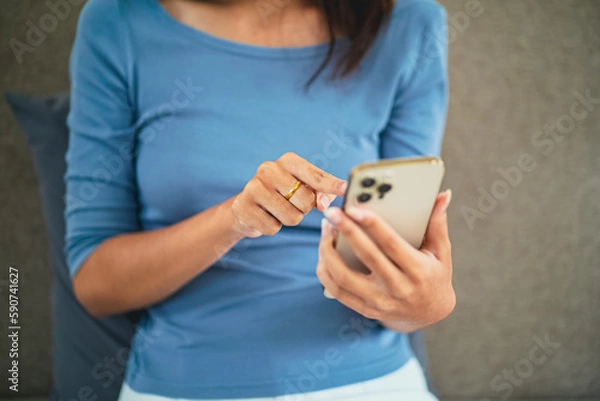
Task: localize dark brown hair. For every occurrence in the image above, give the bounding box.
[309,0,395,86]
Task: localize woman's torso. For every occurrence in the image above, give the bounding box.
[79,0,446,397]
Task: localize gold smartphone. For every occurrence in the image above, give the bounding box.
[334,156,445,275]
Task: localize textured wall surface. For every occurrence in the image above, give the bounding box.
[0,0,598,400]
[430,0,600,399]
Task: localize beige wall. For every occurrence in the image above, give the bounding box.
[1,0,598,399]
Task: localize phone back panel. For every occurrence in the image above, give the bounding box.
[335,157,445,274]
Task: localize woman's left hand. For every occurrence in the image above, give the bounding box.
[316,190,456,332]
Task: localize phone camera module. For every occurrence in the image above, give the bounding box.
[361,178,376,188]
[357,193,372,203]
[377,183,392,198]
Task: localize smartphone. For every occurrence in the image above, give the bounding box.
[333,156,445,275]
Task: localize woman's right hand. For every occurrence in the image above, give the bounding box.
[231,152,348,238]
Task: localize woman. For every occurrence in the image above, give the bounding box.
[64,0,454,400]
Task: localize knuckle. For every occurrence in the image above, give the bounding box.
[263,222,282,236]
[431,289,456,324]
[359,303,382,320]
[374,296,396,316]
[446,291,457,316]
[312,170,325,185]
[256,161,274,177]
[303,192,317,210]
[336,219,353,236]
[283,212,303,227]
[327,282,341,298]
[361,214,378,229]
[298,202,313,215]
[245,178,261,195]
[334,271,350,288]
[280,152,296,163]
[315,261,325,278]
[363,308,382,321]
[290,212,304,226]
[316,262,330,283]
[380,234,398,252]
[402,285,418,305]
[441,291,457,319]
[409,270,426,289]
[389,283,408,300]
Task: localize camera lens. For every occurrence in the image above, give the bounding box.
[377,183,392,194]
[357,193,372,203]
[361,178,376,188]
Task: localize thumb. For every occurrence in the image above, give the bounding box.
[421,189,452,262]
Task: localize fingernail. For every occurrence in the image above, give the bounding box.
[324,207,342,225]
[346,206,366,222]
[323,288,335,299]
[443,189,452,212]
[319,194,334,210]
[321,218,333,236]
[338,181,348,193]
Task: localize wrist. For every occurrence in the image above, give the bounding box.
[218,196,248,242]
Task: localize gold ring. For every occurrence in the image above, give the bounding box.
[285,180,303,200]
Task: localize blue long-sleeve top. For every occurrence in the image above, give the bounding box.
[64,0,448,398]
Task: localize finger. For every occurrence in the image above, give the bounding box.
[278,152,347,196]
[318,219,376,296]
[256,161,316,213]
[324,207,412,286]
[288,184,317,214]
[421,190,452,264]
[245,201,283,236]
[315,193,337,212]
[317,261,382,320]
[318,217,336,251]
[250,179,305,227]
[343,205,424,273]
[317,220,381,319]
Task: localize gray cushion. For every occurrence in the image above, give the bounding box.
[5,92,138,401]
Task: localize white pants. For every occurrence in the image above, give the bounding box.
[118,358,438,401]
